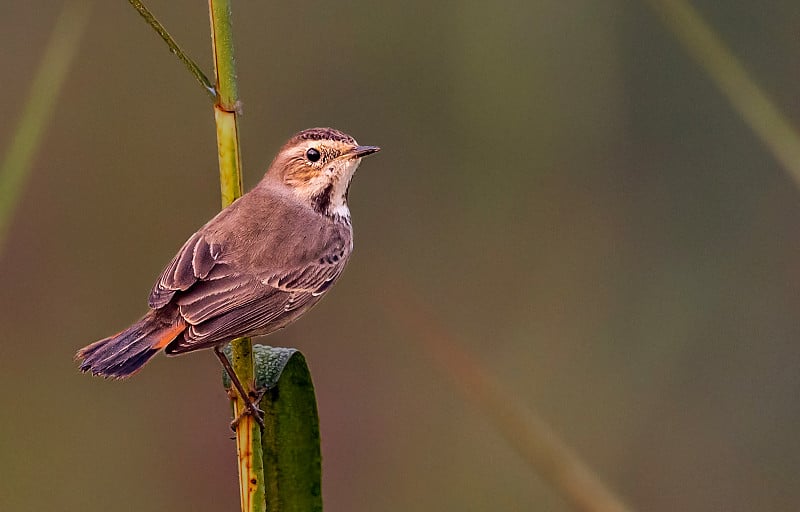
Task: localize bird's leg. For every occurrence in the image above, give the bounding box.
[213,346,265,431]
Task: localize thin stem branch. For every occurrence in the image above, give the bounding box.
[127,0,216,99]
[207,1,266,512]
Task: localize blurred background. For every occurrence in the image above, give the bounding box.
[2,1,800,510]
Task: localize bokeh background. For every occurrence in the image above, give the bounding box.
[2,1,800,510]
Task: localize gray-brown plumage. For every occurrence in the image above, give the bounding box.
[77,127,379,378]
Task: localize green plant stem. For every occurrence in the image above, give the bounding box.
[127,0,216,99]
[208,1,266,512]
[0,0,91,254]
[209,2,239,110]
[209,0,243,206]
[646,0,800,188]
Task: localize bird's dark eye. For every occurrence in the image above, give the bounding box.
[306,148,321,162]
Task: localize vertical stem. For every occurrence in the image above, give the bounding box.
[208,1,266,511]
[209,0,243,208]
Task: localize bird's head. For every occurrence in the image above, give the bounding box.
[264,127,380,218]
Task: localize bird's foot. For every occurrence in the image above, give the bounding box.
[229,387,268,432]
[214,346,268,432]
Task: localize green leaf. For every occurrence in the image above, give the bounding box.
[223,344,323,511]
[259,346,323,512]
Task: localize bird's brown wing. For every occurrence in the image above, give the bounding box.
[166,261,345,353]
[148,225,350,354]
[149,231,223,309]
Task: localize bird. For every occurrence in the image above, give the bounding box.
[76,127,380,426]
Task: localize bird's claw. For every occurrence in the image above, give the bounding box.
[229,387,268,432]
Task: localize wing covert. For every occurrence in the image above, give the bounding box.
[148,232,223,309]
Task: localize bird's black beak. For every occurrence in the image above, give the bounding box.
[349,145,381,159]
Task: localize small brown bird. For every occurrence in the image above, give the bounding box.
[76,127,379,422]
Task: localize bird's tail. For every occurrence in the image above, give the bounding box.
[76,312,185,379]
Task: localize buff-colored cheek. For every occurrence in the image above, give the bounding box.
[285,165,318,186]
